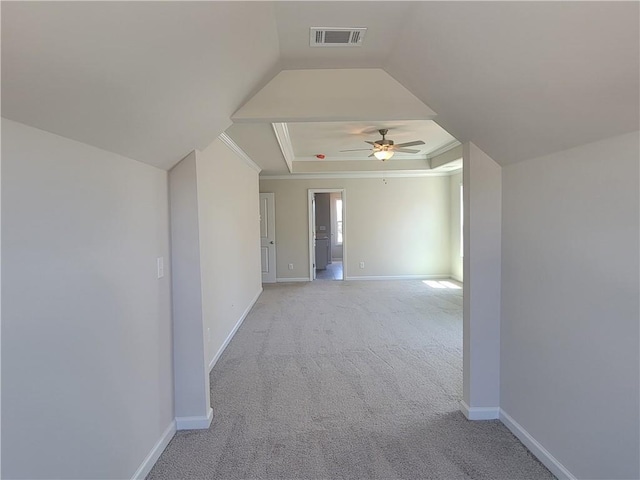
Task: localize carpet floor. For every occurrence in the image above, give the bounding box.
[147,280,554,480]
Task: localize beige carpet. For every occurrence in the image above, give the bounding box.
[148,280,554,479]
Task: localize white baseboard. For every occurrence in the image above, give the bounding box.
[209,287,262,372]
[499,409,576,480]
[131,420,176,479]
[345,274,450,281]
[176,408,213,430]
[459,400,500,420]
[276,277,309,283]
[450,274,463,282]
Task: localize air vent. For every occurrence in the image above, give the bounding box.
[310,27,367,47]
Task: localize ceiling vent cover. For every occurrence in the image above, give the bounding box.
[310,27,366,47]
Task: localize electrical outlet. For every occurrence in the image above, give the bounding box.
[288,263,294,270]
[359,261,365,269]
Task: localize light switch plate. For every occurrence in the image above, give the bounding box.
[157,257,164,278]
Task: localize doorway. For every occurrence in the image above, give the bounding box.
[308,189,345,281]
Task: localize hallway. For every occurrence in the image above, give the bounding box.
[315,260,343,281]
[148,281,552,479]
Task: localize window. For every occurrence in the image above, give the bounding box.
[336,198,343,244]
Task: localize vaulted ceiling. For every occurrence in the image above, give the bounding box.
[2,2,638,171]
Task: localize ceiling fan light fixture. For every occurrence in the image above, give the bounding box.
[374,150,394,161]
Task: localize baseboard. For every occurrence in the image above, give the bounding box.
[459,400,500,420]
[209,287,262,372]
[345,274,450,281]
[276,277,309,283]
[450,274,463,282]
[176,408,213,430]
[131,420,176,479]
[499,409,576,480]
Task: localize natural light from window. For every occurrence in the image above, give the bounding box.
[423,280,462,290]
[336,198,343,244]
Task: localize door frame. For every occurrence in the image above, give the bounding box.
[308,188,346,281]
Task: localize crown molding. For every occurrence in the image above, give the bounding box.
[260,170,457,180]
[218,132,262,173]
[272,123,294,173]
[427,140,462,159]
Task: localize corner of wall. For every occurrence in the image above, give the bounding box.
[208,286,263,372]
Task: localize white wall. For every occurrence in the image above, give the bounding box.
[2,119,174,479]
[259,176,451,280]
[462,143,501,416]
[449,171,463,281]
[196,138,262,370]
[500,131,640,479]
[168,139,262,427]
[169,151,211,426]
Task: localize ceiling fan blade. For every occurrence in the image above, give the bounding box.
[365,141,382,146]
[340,148,373,152]
[392,148,420,154]
[394,140,425,148]
[368,153,375,158]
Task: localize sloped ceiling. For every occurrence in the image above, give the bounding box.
[1,2,281,170]
[384,1,640,165]
[225,123,285,176]
[274,2,416,69]
[2,2,638,170]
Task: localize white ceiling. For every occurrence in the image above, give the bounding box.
[274,2,417,70]
[225,123,286,176]
[1,2,281,170]
[2,2,638,171]
[384,1,640,165]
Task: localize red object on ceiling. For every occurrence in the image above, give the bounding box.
[316,154,326,159]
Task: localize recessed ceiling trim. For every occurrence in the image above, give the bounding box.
[272,123,294,173]
[310,27,366,47]
[219,133,262,173]
[260,170,457,180]
[426,140,462,159]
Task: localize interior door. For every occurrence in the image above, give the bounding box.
[311,195,317,280]
[259,193,276,283]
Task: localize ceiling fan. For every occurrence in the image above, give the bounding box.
[340,129,426,161]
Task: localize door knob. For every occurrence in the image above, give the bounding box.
[270,241,274,244]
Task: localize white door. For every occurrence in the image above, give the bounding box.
[311,195,317,280]
[259,193,276,283]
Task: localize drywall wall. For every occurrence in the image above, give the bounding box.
[168,151,211,428]
[259,176,451,280]
[2,119,173,479]
[500,131,640,479]
[196,138,262,369]
[232,69,436,122]
[449,171,463,281]
[462,143,501,417]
